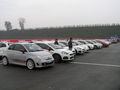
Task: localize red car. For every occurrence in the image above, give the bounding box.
[96,40,110,47]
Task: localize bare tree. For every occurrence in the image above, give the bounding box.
[19,18,25,30]
[4,21,12,31]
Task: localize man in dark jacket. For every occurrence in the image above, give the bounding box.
[68,37,73,50]
[54,39,59,45]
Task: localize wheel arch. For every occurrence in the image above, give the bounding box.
[53,53,62,60]
[2,56,8,60]
[26,58,34,62]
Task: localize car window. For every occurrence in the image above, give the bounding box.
[14,44,26,51]
[24,44,43,52]
[36,43,50,49]
[0,43,6,47]
[8,44,16,50]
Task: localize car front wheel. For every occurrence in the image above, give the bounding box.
[53,54,61,63]
[2,57,9,66]
[26,60,35,70]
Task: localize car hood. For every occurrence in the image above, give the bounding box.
[30,50,52,58]
[56,48,73,54]
[73,45,84,49]
[63,47,75,51]
[80,45,87,47]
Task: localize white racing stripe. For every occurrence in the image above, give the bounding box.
[71,62,120,68]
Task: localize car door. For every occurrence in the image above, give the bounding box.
[12,44,27,65]
[7,44,16,63]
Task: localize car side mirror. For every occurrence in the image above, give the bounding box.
[47,47,53,51]
[19,49,26,54]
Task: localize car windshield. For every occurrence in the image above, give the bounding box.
[101,40,109,42]
[58,43,66,47]
[90,41,95,43]
[24,44,43,52]
[72,42,79,46]
[75,41,83,45]
[93,41,97,43]
[48,43,63,49]
[78,41,86,44]
[84,41,89,44]
[60,42,68,46]
[87,41,94,44]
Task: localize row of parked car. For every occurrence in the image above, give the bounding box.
[0,39,117,70]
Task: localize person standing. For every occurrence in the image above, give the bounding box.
[54,39,59,45]
[68,37,73,50]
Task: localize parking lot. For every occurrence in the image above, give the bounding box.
[0,43,120,90]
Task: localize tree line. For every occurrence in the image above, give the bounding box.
[4,17,25,31]
[2,18,120,33]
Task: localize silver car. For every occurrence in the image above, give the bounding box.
[2,43,54,69]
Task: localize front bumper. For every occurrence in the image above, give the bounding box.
[62,54,74,61]
[77,49,84,54]
[36,60,55,68]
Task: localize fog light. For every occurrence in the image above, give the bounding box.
[63,56,68,59]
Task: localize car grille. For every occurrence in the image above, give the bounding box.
[42,61,54,66]
[70,54,74,56]
[46,61,54,65]
[45,57,52,60]
[70,56,74,59]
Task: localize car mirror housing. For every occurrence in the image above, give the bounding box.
[47,48,53,51]
[19,49,26,54]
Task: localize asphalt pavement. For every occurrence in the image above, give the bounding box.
[0,43,120,90]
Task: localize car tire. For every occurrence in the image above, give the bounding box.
[53,54,61,63]
[75,49,78,55]
[26,60,35,70]
[2,57,9,66]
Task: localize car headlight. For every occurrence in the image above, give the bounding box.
[61,51,69,55]
[77,47,81,50]
[37,56,41,60]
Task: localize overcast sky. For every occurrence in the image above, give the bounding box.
[0,0,120,30]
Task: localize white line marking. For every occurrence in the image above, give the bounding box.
[71,62,120,68]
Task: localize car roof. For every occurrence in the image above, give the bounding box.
[35,41,53,44]
[12,42,34,45]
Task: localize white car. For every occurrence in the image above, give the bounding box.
[92,40,103,48]
[78,40,94,50]
[0,42,10,59]
[73,41,89,52]
[2,43,54,69]
[57,43,76,55]
[59,41,84,55]
[35,41,75,62]
[86,40,102,49]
